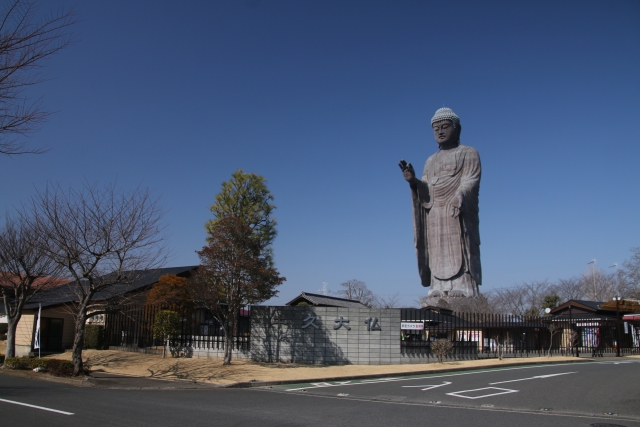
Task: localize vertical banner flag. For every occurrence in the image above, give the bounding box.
[34,303,41,350]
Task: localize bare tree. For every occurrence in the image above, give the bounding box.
[620,247,640,299]
[490,280,553,316]
[29,182,166,375]
[491,333,506,360]
[553,277,584,302]
[425,294,496,314]
[378,292,402,309]
[567,329,579,357]
[337,279,379,307]
[0,1,75,155]
[545,322,561,357]
[430,338,453,363]
[0,214,63,358]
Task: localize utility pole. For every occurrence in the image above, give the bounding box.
[588,260,597,300]
[613,296,622,357]
[609,263,618,296]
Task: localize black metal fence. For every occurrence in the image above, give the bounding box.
[400,309,640,358]
[104,305,640,360]
[104,304,251,352]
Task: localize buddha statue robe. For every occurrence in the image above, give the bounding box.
[411,144,481,297]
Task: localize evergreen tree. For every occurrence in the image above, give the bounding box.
[193,170,285,365]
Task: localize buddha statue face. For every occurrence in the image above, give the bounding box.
[432,119,459,148]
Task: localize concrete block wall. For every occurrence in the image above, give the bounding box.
[250,306,402,365]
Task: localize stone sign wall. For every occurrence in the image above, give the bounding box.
[250,306,402,365]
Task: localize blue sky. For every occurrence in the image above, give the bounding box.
[1,0,638,306]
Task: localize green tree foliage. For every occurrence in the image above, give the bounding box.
[193,170,285,365]
[83,325,104,349]
[206,169,276,249]
[153,310,180,358]
[542,295,561,314]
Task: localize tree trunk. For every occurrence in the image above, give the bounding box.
[71,306,88,376]
[3,293,27,360]
[223,309,235,365]
[4,317,19,359]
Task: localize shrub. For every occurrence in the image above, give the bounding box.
[3,357,85,376]
[46,359,75,376]
[29,358,49,370]
[4,357,30,369]
[154,310,180,358]
[0,354,5,364]
[84,324,105,349]
[430,338,454,363]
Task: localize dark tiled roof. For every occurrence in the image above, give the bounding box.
[572,300,605,310]
[285,292,370,308]
[23,266,198,309]
[551,299,607,314]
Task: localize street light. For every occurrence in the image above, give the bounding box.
[613,296,622,357]
[588,260,597,300]
[609,263,618,295]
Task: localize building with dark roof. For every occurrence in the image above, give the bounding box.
[285,292,370,309]
[11,266,198,357]
[550,299,640,320]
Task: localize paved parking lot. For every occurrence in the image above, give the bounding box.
[267,360,640,421]
[1,360,639,427]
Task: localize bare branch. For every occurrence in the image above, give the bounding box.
[28,181,167,374]
[0,0,76,155]
[337,279,379,308]
[0,212,64,357]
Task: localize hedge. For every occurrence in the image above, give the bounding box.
[83,324,104,349]
[3,357,80,376]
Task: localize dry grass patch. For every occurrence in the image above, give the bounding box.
[38,349,586,385]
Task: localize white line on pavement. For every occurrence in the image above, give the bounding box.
[402,381,452,391]
[488,371,576,385]
[284,364,575,391]
[0,398,74,415]
[446,387,519,399]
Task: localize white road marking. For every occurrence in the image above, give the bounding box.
[592,361,639,365]
[0,398,74,415]
[446,387,519,399]
[285,363,583,391]
[402,381,452,391]
[489,371,576,385]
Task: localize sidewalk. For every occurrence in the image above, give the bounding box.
[4,347,636,390]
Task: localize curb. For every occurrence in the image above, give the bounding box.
[226,358,595,388]
[0,366,92,387]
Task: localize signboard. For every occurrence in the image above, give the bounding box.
[401,322,424,330]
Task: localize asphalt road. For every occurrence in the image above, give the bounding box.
[1,360,639,427]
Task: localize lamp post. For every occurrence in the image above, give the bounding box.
[609,263,618,295]
[613,296,622,357]
[588,260,597,300]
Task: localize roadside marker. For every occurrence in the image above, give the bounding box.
[0,398,74,415]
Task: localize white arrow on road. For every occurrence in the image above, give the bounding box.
[489,371,576,385]
[402,381,452,391]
